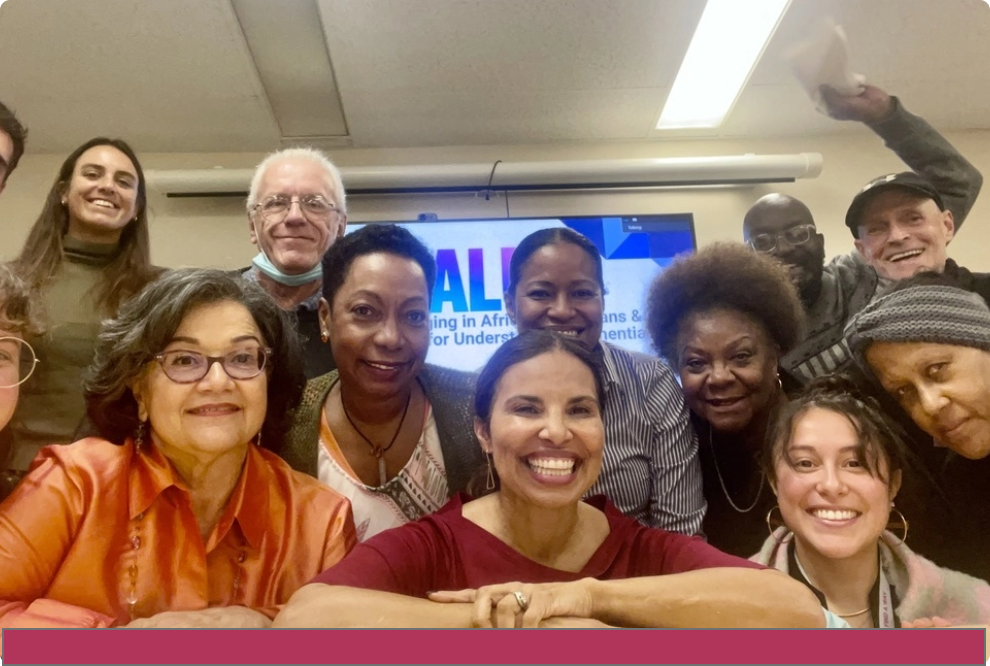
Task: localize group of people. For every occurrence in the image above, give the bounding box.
[0,82,988,631]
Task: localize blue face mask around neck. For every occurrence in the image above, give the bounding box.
[251,251,323,287]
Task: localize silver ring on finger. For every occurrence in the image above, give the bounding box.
[513,590,530,612]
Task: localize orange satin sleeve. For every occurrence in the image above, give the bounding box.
[0,438,356,628]
[321,491,358,570]
[250,482,356,620]
[236,449,357,620]
[0,443,128,629]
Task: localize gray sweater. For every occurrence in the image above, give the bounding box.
[783,97,984,384]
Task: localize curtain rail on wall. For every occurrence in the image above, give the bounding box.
[145,153,823,198]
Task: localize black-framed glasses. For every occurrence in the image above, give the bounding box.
[252,194,340,224]
[153,347,272,384]
[748,224,816,253]
[0,337,39,389]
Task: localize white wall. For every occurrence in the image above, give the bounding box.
[3,126,989,271]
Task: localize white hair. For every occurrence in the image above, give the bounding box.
[246,147,347,213]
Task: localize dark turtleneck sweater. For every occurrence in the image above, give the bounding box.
[6,237,118,470]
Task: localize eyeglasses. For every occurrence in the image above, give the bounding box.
[0,337,39,389]
[153,347,272,384]
[747,224,816,253]
[252,194,340,224]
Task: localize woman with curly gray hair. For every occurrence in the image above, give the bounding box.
[0,268,355,629]
[646,242,805,556]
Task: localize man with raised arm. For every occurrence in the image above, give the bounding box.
[743,86,983,385]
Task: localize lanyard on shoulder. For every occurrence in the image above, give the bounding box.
[876,562,896,628]
[793,545,896,628]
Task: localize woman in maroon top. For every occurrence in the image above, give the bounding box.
[275,331,826,629]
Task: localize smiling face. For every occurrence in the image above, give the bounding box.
[743,198,825,306]
[505,242,604,350]
[63,145,140,244]
[866,340,990,460]
[320,252,430,401]
[249,158,346,275]
[475,349,604,509]
[131,300,268,463]
[774,407,900,563]
[676,308,780,434]
[854,189,955,281]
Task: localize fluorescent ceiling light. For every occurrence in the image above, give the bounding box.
[657,0,790,129]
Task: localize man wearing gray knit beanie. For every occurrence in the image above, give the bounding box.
[846,281,990,461]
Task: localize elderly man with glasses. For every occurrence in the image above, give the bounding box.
[241,148,348,378]
[742,85,983,385]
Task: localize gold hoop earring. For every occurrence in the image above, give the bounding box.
[766,505,785,537]
[887,504,909,544]
[776,374,783,390]
[485,453,496,491]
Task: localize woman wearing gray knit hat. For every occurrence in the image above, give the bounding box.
[846,279,990,461]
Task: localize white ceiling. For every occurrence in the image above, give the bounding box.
[1,0,989,154]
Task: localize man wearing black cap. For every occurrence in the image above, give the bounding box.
[847,171,990,302]
[847,171,955,281]
[743,85,983,385]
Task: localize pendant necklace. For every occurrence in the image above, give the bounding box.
[794,549,876,627]
[707,426,764,513]
[340,390,412,486]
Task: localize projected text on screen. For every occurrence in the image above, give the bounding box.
[348,215,695,371]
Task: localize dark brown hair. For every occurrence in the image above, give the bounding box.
[11,137,160,318]
[84,269,305,453]
[467,330,605,497]
[321,224,436,307]
[0,100,27,184]
[763,375,909,487]
[646,242,805,365]
[506,227,606,296]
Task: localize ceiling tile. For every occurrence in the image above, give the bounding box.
[341,87,666,146]
[0,0,987,152]
[0,0,278,152]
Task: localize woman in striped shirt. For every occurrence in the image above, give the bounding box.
[503,227,704,534]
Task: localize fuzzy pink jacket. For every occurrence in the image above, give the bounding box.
[753,528,990,626]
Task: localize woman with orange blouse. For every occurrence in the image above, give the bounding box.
[0,268,355,629]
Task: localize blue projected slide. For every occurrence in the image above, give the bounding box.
[347,214,695,371]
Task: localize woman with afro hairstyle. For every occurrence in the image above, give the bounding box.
[646,242,805,556]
